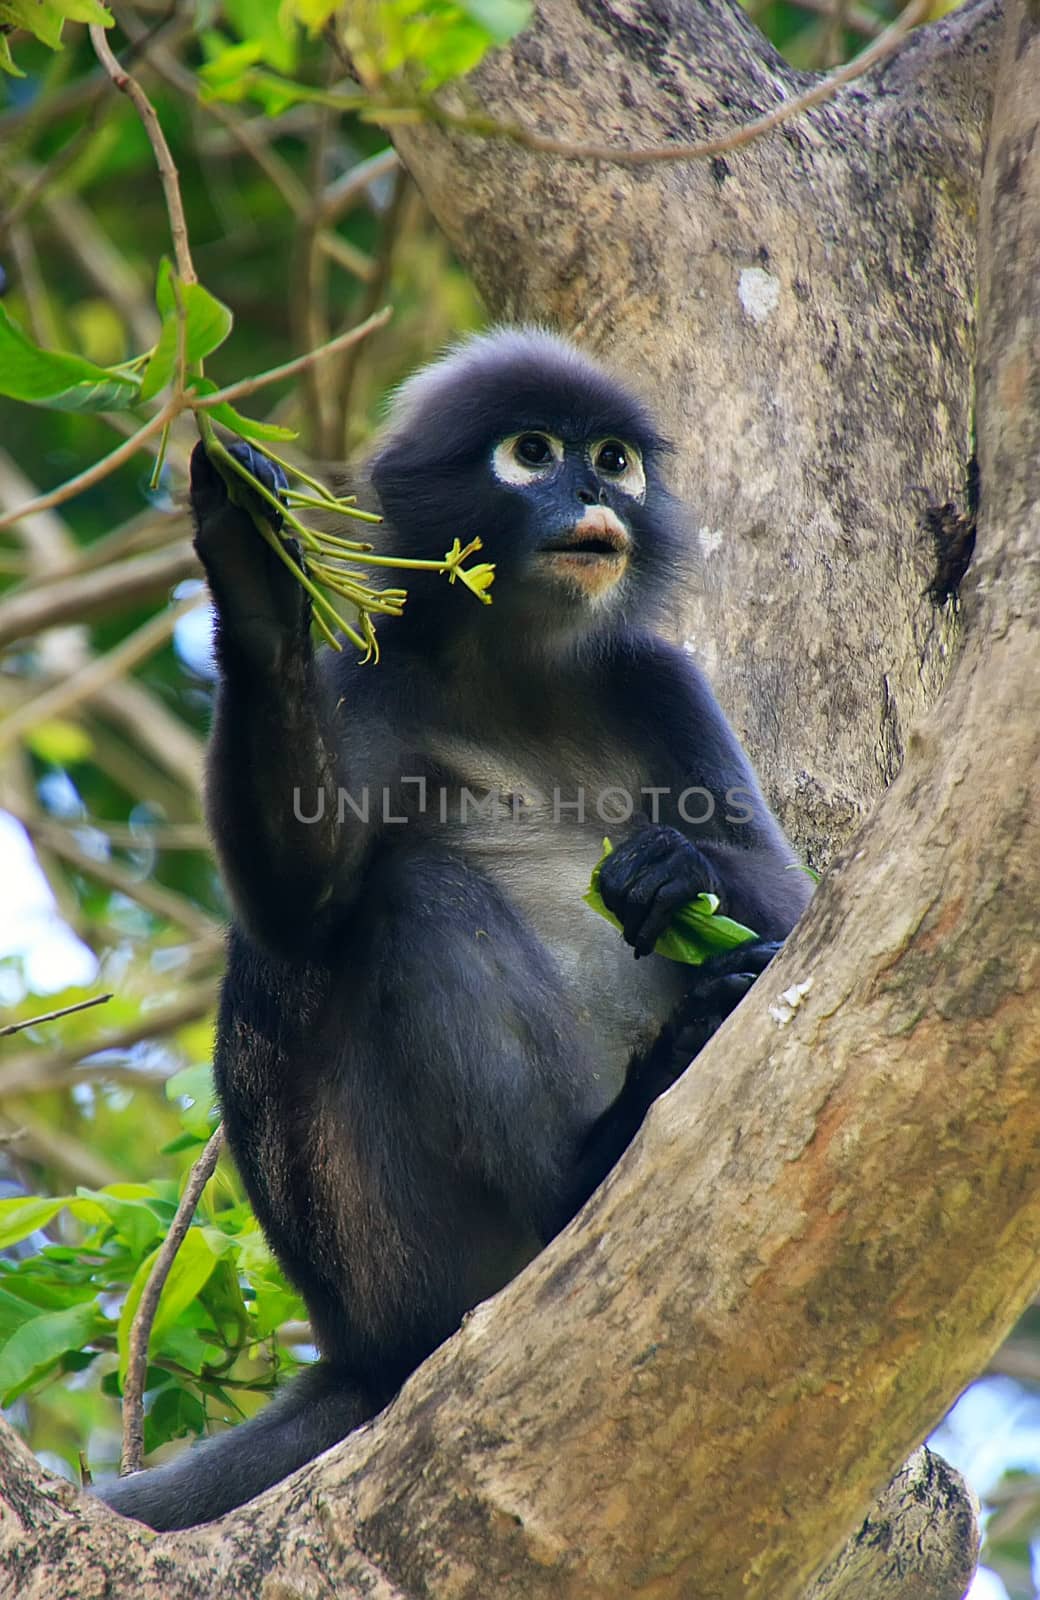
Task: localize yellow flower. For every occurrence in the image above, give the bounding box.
[444,537,495,605]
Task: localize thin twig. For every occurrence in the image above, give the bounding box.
[89,25,197,285]
[121,1124,226,1474]
[15,809,218,939]
[0,540,196,650]
[317,230,377,283]
[337,172,408,443]
[193,306,392,409]
[0,994,113,1038]
[319,146,400,225]
[0,985,220,1101]
[0,591,203,754]
[4,1101,121,1188]
[296,71,335,454]
[381,0,929,167]
[91,677,205,798]
[819,0,854,68]
[782,0,883,38]
[110,7,311,219]
[58,818,209,851]
[0,401,179,534]
[19,179,162,351]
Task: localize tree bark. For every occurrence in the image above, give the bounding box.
[390,0,1001,865]
[6,2,1039,1596]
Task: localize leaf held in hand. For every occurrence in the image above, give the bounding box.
[584,838,759,965]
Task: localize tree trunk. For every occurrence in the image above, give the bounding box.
[390,0,1000,864]
[6,1,1038,1596]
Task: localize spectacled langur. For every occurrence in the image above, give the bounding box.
[97,329,810,1529]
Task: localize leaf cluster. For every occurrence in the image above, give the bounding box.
[0,1074,306,1465]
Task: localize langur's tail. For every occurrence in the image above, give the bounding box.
[95,1363,377,1530]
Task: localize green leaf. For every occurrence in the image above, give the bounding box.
[0,0,63,50]
[459,0,532,42]
[187,380,298,441]
[117,1228,220,1383]
[160,1131,209,1156]
[203,400,298,442]
[0,1301,103,1404]
[154,256,176,319]
[0,30,25,75]
[166,1061,217,1137]
[145,1383,208,1452]
[74,1188,171,1257]
[53,0,112,22]
[0,304,140,412]
[584,838,759,965]
[223,0,298,73]
[140,276,234,401]
[0,0,110,68]
[0,1196,69,1250]
[24,719,94,766]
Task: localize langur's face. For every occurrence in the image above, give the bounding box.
[489,429,645,608]
[367,330,685,643]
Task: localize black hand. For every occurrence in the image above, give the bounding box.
[598,824,722,957]
[191,438,289,534]
[190,440,307,667]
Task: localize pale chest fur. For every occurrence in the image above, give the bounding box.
[421,730,689,1100]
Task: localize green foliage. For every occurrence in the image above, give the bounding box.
[138,261,234,402]
[0,1086,307,1463]
[585,839,759,964]
[0,302,140,411]
[344,0,533,91]
[0,0,110,75]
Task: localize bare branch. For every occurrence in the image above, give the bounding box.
[368,0,930,168]
[89,25,197,286]
[319,145,400,224]
[0,402,178,534]
[337,174,409,442]
[193,306,393,409]
[0,540,196,649]
[0,592,203,754]
[91,677,204,798]
[0,986,220,1101]
[0,995,113,1038]
[121,1125,226,1475]
[3,1102,122,1188]
[9,807,218,940]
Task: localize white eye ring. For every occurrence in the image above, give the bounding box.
[589,439,646,501]
[492,432,564,486]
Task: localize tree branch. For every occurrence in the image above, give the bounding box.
[388,0,996,863]
[0,541,197,650]
[0,592,203,756]
[415,0,930,166]
[90,25,197,287]
[121,1125,226,1474]
[0,994,113,1038]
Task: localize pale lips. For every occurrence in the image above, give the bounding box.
[540,505,631,595]
[542,505,632,559]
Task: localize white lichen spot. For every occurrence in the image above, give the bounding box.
[738,267,780,327]
[769,976,814,1026]
[698,525,724,557]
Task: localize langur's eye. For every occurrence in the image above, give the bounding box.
[492,432,563,485]
[590,438,646,499]
[515,433,554,466]
[595,440,629,475]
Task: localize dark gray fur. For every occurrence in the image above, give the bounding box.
[97,329,810,1529]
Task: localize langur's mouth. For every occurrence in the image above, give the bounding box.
[539,508,632,573]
